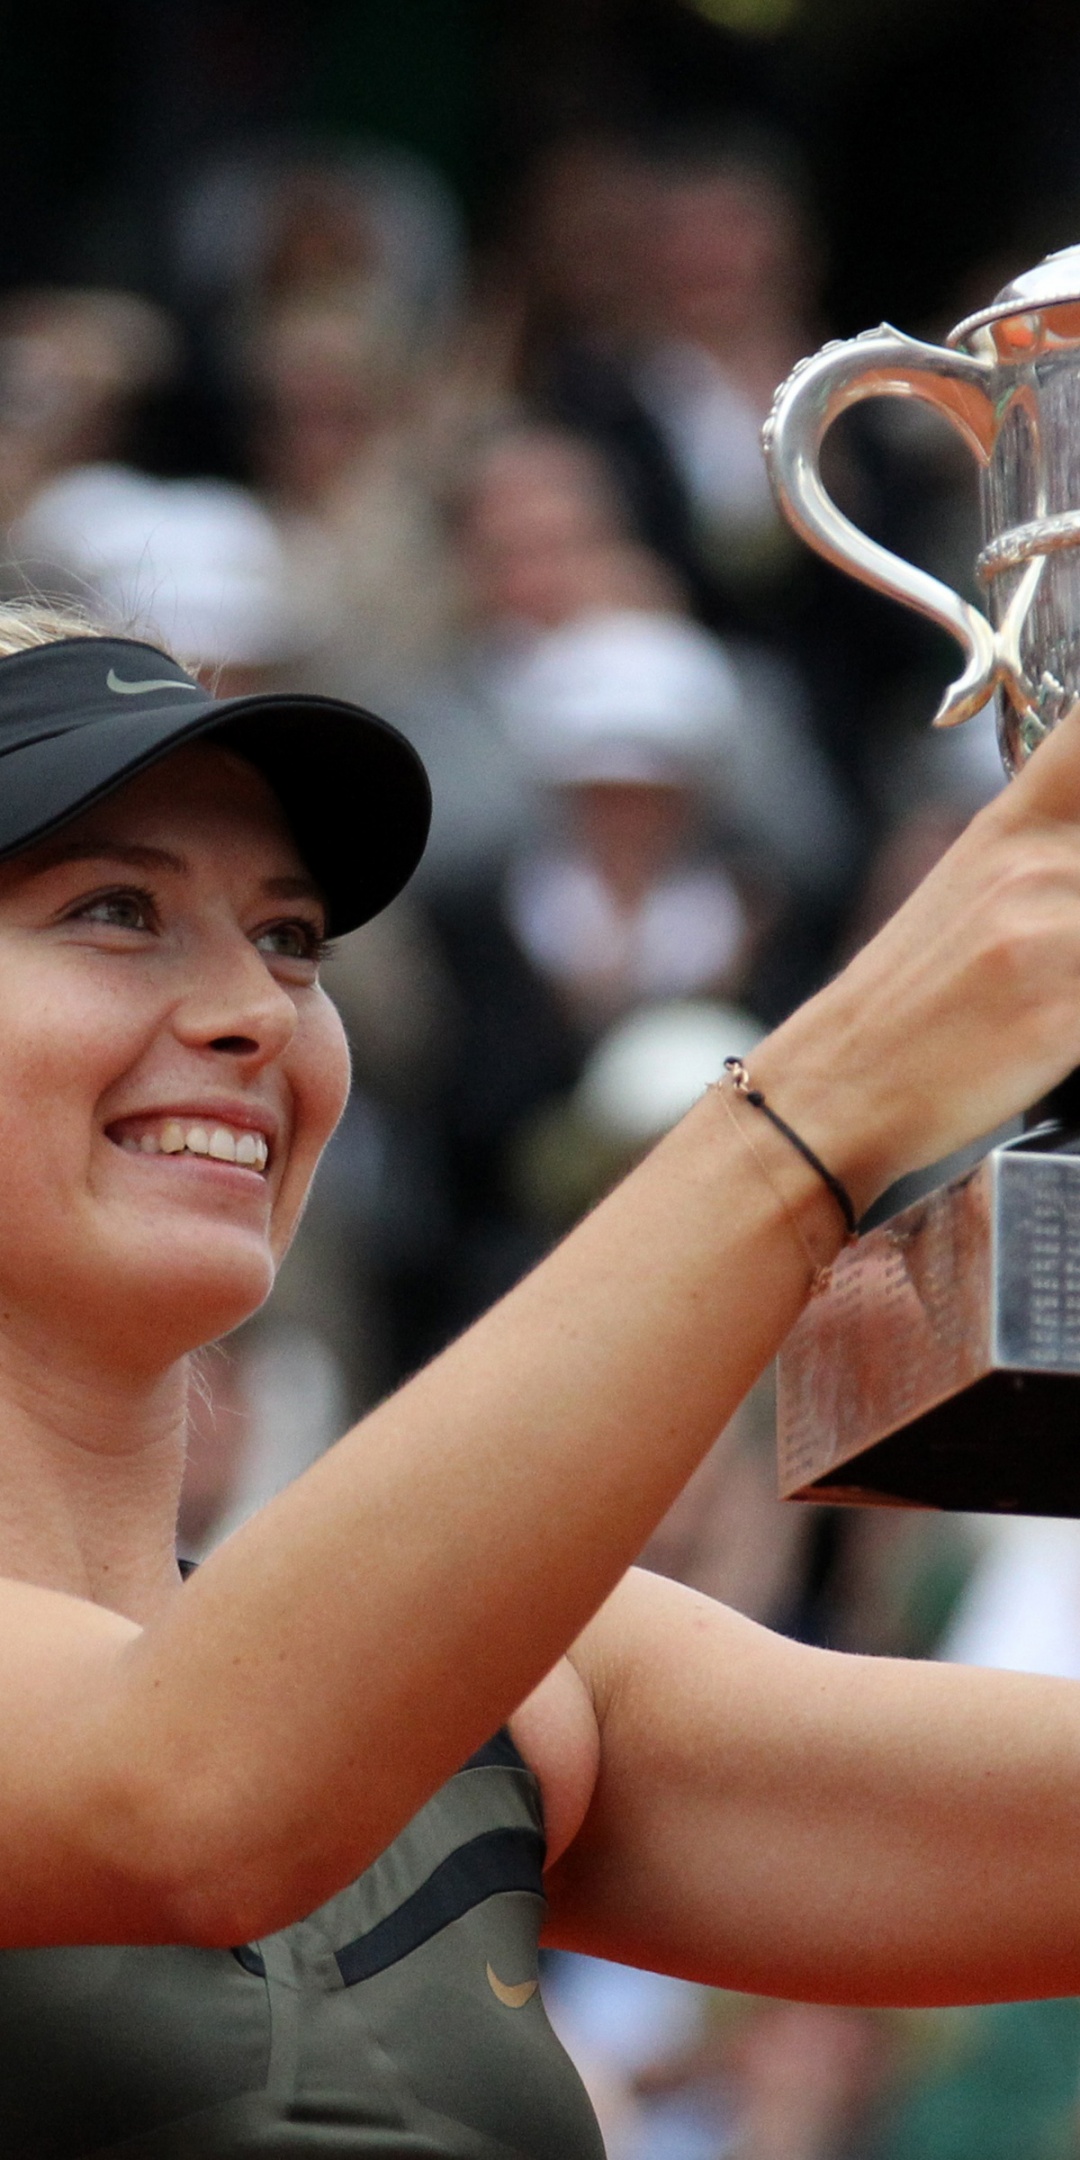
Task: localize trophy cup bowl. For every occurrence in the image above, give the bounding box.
[764,241,1080,1515]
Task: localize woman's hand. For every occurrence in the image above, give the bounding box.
[753,703,1080,1213]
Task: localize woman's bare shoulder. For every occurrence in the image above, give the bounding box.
[509,1650,601,1869]
[508,1568,722,1869]
[507,1568,727,1867]
[0,1570,140,1645]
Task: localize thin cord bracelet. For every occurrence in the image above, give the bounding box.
[712,1081,839,1295]
[720,1058,858,1236]
[713,1059,858,1296]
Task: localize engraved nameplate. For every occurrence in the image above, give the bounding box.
[994,1150,1080,1367]
[777,1145,1080,1515]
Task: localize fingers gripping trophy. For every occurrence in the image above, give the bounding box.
[765,244,1080,1516]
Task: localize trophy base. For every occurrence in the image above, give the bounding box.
[778,1140,1080,1515]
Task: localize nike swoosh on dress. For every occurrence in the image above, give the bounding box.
[486,1964,538,2008]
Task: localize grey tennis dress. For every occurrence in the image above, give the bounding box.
[0,1728,606,2158]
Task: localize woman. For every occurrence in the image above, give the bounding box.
[1,600,1080,2157]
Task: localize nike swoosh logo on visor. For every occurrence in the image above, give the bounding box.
[106,669,202,696]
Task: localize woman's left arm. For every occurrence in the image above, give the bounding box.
[543,1565,1080,2006]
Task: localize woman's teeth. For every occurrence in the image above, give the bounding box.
[120,1121,269,1170]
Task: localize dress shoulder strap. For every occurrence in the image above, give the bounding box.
[460,1725,530,1775]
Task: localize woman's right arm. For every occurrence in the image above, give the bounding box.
[7,704,1080,1950]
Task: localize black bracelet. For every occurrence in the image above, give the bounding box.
[721,1057,859,1238]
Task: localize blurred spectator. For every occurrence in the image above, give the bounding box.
[633,131,820,597]
[248,298,418,514]
[241,296,458,691]
[398,606,797,1362]
[501,125,796,612]
[172,144,463,354]
[517,131,661,356]
[447,426,683,638]
[354,423,683,896]
[498,130,697,580]
[12,466,325,690]
[495,615,765,1031]
[625,128,942,805]
[0,288,177,525]
[509,124,951,835]
[373,423,852,959]
[151,144,469,692]
[498,605,852,910]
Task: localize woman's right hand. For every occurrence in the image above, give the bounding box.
[752,702,1080,1213]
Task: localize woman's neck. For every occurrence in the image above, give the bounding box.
[0,1331,189,1623]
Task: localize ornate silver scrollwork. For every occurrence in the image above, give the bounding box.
[976,510,1080,583]
[762,268,1080,763]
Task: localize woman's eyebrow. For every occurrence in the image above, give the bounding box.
[30,839,188,877]
[260,874,326,904]
[28,843,324,906]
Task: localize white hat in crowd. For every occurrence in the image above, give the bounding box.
[497,608,742,786]
[14,463,319,671]
[575,997,765,1148]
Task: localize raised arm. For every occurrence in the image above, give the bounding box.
[546,1566,1080,2008]
[8,705,1080,1953]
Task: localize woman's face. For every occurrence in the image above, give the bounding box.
[0,742,351,1376]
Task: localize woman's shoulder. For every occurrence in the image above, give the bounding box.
[509,1653,601,1870]
[507,1567,698,1867]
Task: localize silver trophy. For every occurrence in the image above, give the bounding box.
[764,242,1080,1514]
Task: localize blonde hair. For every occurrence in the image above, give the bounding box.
[0,598,111,660]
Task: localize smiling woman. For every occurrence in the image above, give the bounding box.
[0,744,352,1379]
[9,600,1080,2153]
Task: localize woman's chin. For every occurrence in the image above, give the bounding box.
[95,1229,277,1364]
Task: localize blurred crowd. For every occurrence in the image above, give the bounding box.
[5,123,1080,2160]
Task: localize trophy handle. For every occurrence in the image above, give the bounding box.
[764,326,999,727]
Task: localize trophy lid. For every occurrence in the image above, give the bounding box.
[949,242,1080,353]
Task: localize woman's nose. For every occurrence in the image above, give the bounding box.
[171,937,299,1068]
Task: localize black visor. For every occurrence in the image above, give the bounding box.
[0,637,431,934]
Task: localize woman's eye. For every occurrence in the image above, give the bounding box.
[71,888,155,933]
[254,919,326,964]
